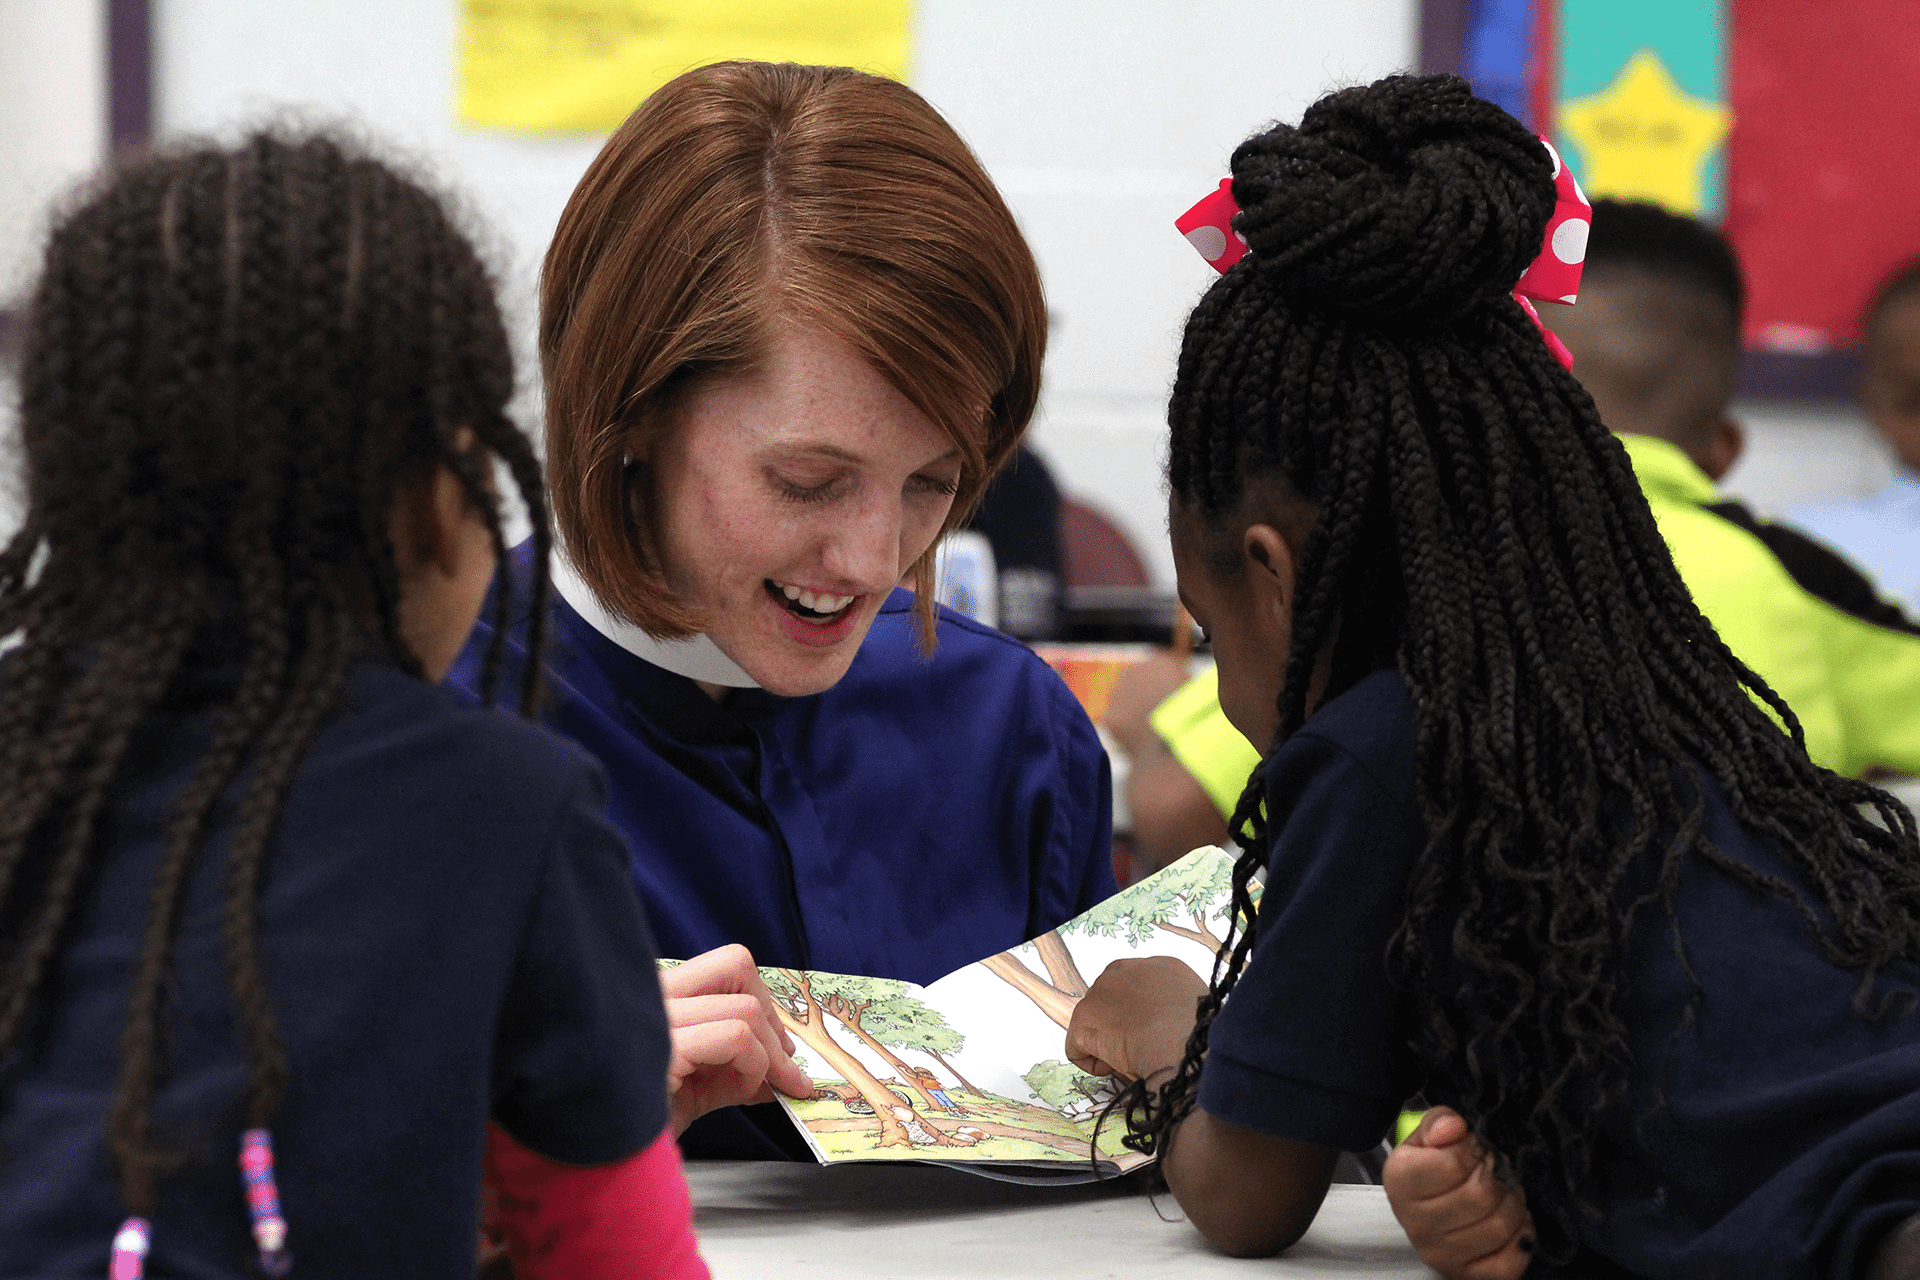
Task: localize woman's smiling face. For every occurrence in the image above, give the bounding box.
[649,326,963,696]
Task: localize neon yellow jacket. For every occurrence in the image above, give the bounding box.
[1621,433,1920,778]
[1150,435,1920,808]
[1149,667,1261,819]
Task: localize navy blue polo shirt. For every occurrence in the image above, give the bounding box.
[1201,669,1920,1279]
[0,660,671,1279]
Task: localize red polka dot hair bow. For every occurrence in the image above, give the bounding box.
[1174,179,1248,272]
[1173,137,1592,371]
[1511,139,1590,370]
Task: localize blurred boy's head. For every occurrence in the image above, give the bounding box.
[1542,199,1746,479]
[1863,263,1920,473]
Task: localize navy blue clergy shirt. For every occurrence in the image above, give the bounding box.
[0,658,671,1279]
[452,544,1115,983]
[450,546,1116,1154]
[1201,668,1920,1280]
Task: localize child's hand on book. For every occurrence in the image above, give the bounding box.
[1064,956,1208,1082]
[1383,1106,1534,1280]
[661,944,816,1134]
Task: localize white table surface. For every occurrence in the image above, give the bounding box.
[688,1161,1439,1279]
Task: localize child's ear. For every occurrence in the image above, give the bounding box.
[1241,524,1297,627]
[1698,415,1745,482]
[391,467,480,581]
[424,467,477,578]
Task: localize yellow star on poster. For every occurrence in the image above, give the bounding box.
[1559,49,1730,216]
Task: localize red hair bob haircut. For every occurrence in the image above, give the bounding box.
[541,60,1048,644]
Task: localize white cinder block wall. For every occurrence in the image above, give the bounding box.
[0,1,1894,578]
[0,0,108,540]
[912,0,1420,584]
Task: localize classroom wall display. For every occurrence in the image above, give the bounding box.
[1554,1,1727,221]
[1430,0,1920,373]
[457,0,913,134]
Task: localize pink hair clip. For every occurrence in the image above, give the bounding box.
[1173,136,1591,371]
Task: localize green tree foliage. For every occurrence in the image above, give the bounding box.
[1049,847,1236,953]
[866,993,979,1093]
[866,994,963,1058]
[1022,1058,1105,1111]
[763,971,958,1117]
[763,969,913,1007]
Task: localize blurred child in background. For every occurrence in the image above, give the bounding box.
[1542,199,1920,781]
[1102,657,1241,875]
[1791,263,1920,612]
[967,445,1070,641]
[0,133,699,1279]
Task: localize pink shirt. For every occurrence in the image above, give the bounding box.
[486,1124,709,1280]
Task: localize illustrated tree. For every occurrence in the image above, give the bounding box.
[811,977,957,1118]
[804,986,1097,1157]
[866,996,979,1095]
[978,951,1081,1029]
[1078,851,1235,956]
[764,969,957,1147]
[1022,1058,1106,1112]
[981,850,1239,1029]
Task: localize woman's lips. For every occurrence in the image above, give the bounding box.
[761,578,866,648]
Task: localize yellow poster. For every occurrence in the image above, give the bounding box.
[458,0,915,135]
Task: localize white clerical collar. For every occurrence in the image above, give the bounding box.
[549,550,761,689]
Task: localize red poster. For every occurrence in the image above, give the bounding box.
[1726,1,1920,349]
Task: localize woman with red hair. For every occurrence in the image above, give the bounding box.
[451,60,1115,1162]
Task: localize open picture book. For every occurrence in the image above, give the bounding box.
[752,845,1244,1182]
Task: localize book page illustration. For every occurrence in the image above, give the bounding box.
[765,846,1244,1174]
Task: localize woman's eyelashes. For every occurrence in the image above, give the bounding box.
[771,471,844,505]
[772,470,959,504]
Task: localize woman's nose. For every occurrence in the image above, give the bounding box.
[822,498,906,592]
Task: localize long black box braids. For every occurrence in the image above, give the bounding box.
[0,130,550,1226]
[1122,74,1920,1251]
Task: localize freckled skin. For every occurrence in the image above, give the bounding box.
[648,328,963,697]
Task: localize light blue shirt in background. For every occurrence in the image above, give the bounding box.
[1788,470,1920,609]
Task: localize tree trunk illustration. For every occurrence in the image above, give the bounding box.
[770,970,917,1148]
[981,951,1080,1029]
[1032,931,1089,997]
[823,995,954,1131]
[1154,910,1224,955]
[922,1050,980,1096]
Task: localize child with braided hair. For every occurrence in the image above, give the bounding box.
[1064,74,1920,1279]
[0,133,701,1278]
